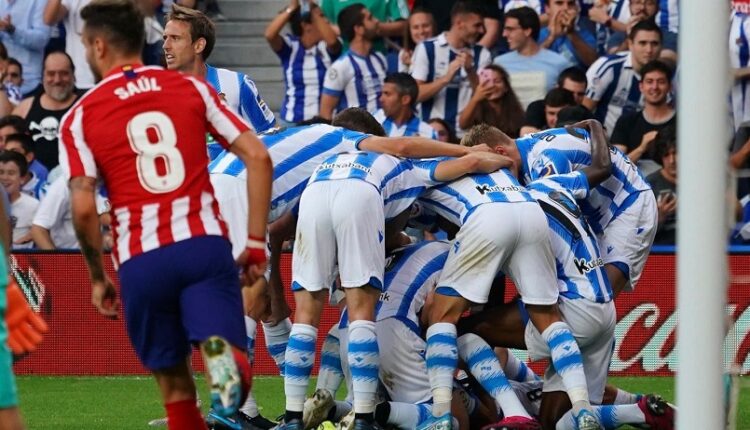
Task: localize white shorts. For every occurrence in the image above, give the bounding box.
[376,318,432,404]
[524,297,616,404]
[599,190,658,291]
[210,173,248,259]
[438,202,558,305]
[292,180,385,292]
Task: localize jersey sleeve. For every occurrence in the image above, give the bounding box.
[585,57,615,102]
[276,34,295,59]
[238,73,276,133]
[411,158,445,186]
[187,76,252,150]
[342,129,372,150]
[58,104,98,180]
[322,59,351,97]
[410,43,430,82]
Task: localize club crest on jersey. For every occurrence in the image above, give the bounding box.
[114,76,163,100]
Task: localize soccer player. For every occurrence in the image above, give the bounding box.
[61,1,273,429]
[459,120,675,429]
[373,73,437,139]
[284,146,512,430]
[416,124,603,430]
[494,119,657,298]
[163,4,276,160]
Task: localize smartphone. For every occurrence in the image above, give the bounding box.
[658,189,675,201]
[478,68,493,86]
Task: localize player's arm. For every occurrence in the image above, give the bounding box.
[230,131,273,280]
[432,152,515,182]
[572,119,612,187]
[69,176,118,318]
[358,135,489,159]
[265,211,296,324]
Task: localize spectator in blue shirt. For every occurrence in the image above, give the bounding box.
[0,0,50,96]
[539,0,597,68]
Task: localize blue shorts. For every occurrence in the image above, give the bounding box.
[118,236,245,370]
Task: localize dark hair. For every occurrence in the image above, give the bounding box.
[544,87,576,108]
[504,7,540,41]
[654,123,677,161]
[81,0,145,56]
[403,7,435,51]
[6,58,22,76]
[450,1,485,21]
[332,107,386,136]
[555,105,594,127]
[167,3,216,60]
[4,133,34,154]
[0,41,7,61]
[0,116,27,134]
[557,66,586,86]
[640,59,673,82]
[338,3,367,43]
[428,118,458,144]
[0,150,28,177]
[289,7,312,36]
[628,18,662,41]
[384,73,419,108]
[296,116,331,126]
[467,65,525,137]
[43,50,75,74]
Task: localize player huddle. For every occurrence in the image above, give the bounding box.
[51,1,676,430]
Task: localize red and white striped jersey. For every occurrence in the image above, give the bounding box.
[59,64,251,265]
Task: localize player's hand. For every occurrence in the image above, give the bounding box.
[5,278,48,355]
[238,235,268,285]
[570,119,602,131]
[466,143,493,153]
[400,49,413,67]
[91,277,119,319]
[471,152,515,173]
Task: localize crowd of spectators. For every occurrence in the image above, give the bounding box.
[0,0,749,250]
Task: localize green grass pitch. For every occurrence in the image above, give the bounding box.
[14,375,749,429]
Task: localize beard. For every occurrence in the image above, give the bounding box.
[46,85,74,102]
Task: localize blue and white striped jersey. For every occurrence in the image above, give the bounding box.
[308,151,441,219]
[277,34,337,124]
[411,33,492,137]
[527,172,613,303]
[376,240,449,334]
[419,169,534,227]
[515,127,651,234]
[655,0,678,33]
[209,124,370,222]
[205,65,277,159]
[373,109,437,138]
[322,50,388,114]
[585,52,643,135]
[731,10,750,130]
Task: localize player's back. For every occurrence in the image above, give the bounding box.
[527,173,613,303]
[60,66,247,263]
[209,124,370,222]
[517,127,651,232]
[378,241,449,332]
[420,169,534,227]
[309,151,441,219]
